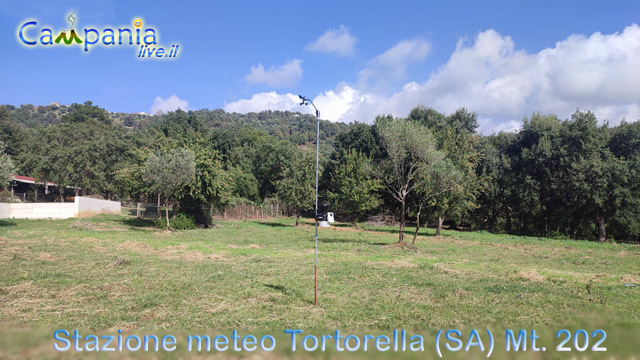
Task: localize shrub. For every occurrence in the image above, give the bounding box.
[0,190,20,203]
[547,231,570,240]
[155,213,196,230]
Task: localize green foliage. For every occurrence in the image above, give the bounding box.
[155,213,196,230]
[144,149,196,198]
[3,100,640,242]
[0,141,15,187]
[376,116,443,241]
[328,150,382,224]
[251,139,296,200]
[473,110,640,242]
[276,150,316,224]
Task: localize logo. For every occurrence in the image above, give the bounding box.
[17,11,180,59]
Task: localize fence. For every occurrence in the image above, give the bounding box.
[127,200,285,221]
[0,197,121,219]
[217,202,283,219]
[122,203,164,219]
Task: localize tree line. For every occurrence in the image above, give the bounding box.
[0,102,638,242]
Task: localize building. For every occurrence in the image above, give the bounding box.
[9,175,78,202]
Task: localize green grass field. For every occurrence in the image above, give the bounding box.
[1,212,639,331]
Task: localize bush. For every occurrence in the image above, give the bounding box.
[0,190,20,203]
[547,231,570,240]
[155,213,196,230]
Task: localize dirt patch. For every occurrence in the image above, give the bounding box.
[518,270,545,282]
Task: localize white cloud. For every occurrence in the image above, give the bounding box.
[245,59,303,87]
[150,95,189,115]
[226,25,640,133]
[358,38,431,91]
[224,92,311,114]
[305,25,357,57]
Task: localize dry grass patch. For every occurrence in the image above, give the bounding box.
[0,246,27,262]
[518,270,545,282]
[118,240,226,262]
[35,252,56,262]
[373,259,417,268]
[433,263,461,275]
[621,274,640,284]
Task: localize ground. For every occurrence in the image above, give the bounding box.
[1,213,639,332]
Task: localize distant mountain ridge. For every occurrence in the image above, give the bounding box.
[1,103,351,146]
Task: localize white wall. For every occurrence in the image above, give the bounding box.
[0,202,75,219]
[75,197,121,217]
[0,197,121,219]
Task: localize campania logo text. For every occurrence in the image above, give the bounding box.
[17,11,180,59]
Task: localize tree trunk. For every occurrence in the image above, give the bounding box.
[488,203,497,230]
[435,216,444,236]
[295,210,300,226]
[398,200,406,242]
[157,193,161,218]
[412,204,422,245]
[59,190,64,203]
[505,207,512,232]
[597,209,606,242]
[165,197,170,230]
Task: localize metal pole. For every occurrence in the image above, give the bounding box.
[298,95,320,306]
[314,108,319,306]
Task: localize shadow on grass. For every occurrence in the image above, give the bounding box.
[330,223,353,228]
[114,217,156,230]
[318,236,387,245]
[362,226,440,238]
[0,220,16,227]
[264,283,312,304]
[258,221,292,228]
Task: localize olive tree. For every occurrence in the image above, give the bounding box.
[376,116,443,242]
[144,149,196,230]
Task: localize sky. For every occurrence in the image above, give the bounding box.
[1,0,639,133]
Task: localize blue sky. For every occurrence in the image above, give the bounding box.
[1,0,639,133]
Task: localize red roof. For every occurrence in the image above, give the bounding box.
[12,175,57,187]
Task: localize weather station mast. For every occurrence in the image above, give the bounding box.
[299,94,322,306]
